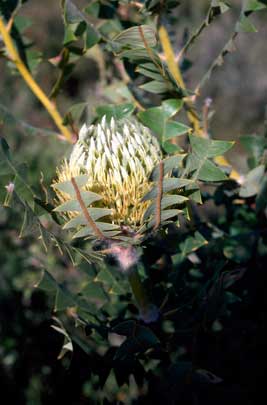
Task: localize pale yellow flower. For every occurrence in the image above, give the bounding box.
[53,116,162,229]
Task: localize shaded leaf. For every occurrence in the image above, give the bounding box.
[189,135,234,158]
[142,178,194,201]
[147,209,182,229]
[95,103,135,121]
[144,195,188,220]
[63,208,113,229]
[53,191,102,212]
[52,175,89,196]
[150,154,186,181]
[172,231,208,265]
[96,267,125,295]
[112,25,157,49]
[73,222,120,238]
[239,165,265,197]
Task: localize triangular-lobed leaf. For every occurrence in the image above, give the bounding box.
[54,191,102,212]
[150,154,186,181]
[142,178,195,201]
[96,267,125,295]
[63,208,113,229]
[239,165,265,197]
[73,222,120,238]
[172,231,208,265]
[144,195,188,221]
[95,103,135,121]
[52,175,89,196]
[138,101,189,145]
[187,135,233,182]
[147,209,182,229]
[189,135,234,158]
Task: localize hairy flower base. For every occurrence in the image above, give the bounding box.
[53,117,162,229]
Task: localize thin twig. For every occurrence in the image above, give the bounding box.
[158,25,242,183]
[0,16,73,143]
[71,177,105,240]
[153,161,164,231]
[177,6,213,62]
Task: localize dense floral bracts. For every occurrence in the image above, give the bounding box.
[53,116,162,230]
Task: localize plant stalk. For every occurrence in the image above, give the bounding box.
[0,16,73,143]
[158,25,241,183]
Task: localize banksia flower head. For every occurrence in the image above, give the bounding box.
[53,116,162,232]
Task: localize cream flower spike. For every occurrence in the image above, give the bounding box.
[53,116,162,229]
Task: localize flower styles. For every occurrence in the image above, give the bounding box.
[53,116,162,229]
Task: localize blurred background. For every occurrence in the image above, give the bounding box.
[1,0,267,403]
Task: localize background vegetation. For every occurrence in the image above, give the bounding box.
[1,1,267,404]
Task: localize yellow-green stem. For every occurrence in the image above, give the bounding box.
[0,16,73,143]
[158,25,241,183]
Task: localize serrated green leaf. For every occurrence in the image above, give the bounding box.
[162,99,184,117]
[173,231,208,265]
[82,281,108,304]
[138,101,187,146]
[62,0,100,47]
[73,222,120,238]
[236,15,257,32]
[150,154,186,180]
[162,141,183,154]
[95,103,135,121]
[164,121,191,140]
[240,134,267,168]
[55,286,76,311]
[84,2,100,18]
[36,270,58,292]
[197,159,228,181]
[63,24,78,45]
[52,175,89,196]
[143,178,194,201]
[63,208,113,229]
[138,107,164,136]
[96,267,125,295]
[54,191,102,212]
[144,196,186,220]
[189,135,234,158]
[185,185,202,204]
[85,23,100,49]
[63,102,87,126]
[187,136,233,182]
[239,165,265,197]
[244,0,267,12]
[147,209,181,229]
